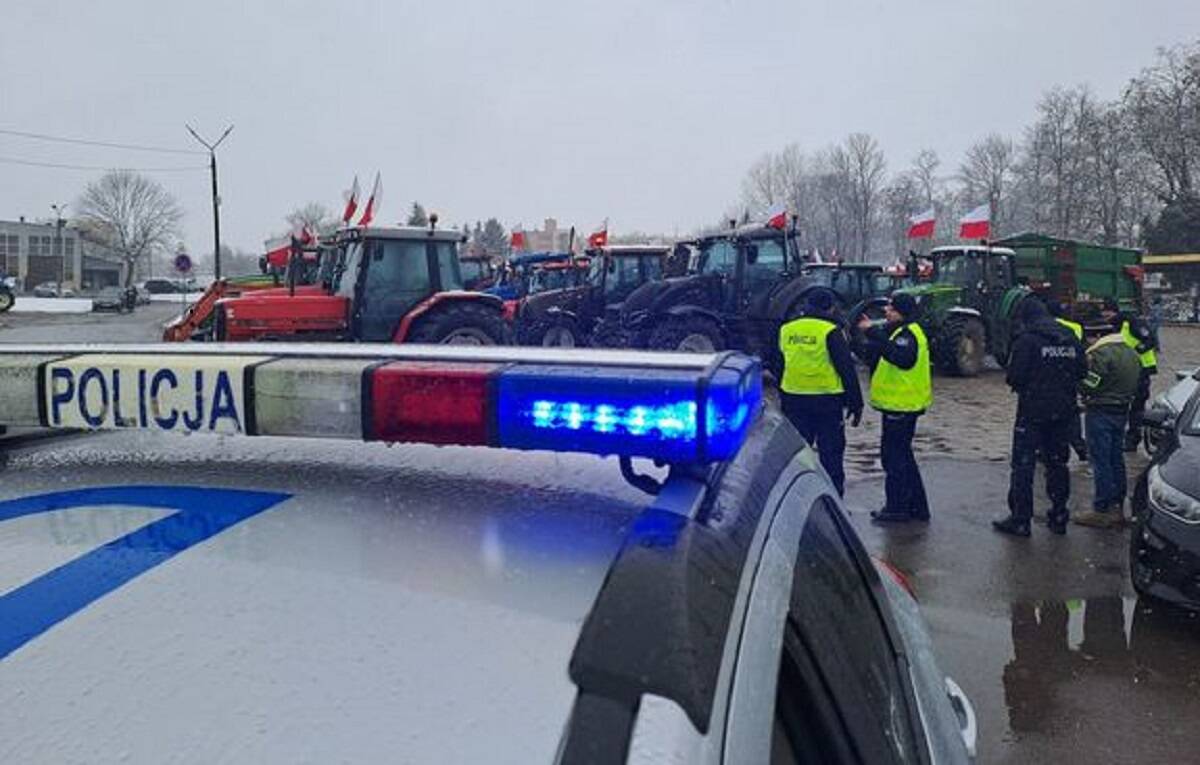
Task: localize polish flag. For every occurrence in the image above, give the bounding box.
[342,175,360,224]
[587,220,608,248]
[907,208,936,239]
[959,204,991,240]
[357,172,382,227]
[510,227,526,250]
[765,204,788,230]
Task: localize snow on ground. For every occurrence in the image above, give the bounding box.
[149,292,205,303]
[11,298,93,313]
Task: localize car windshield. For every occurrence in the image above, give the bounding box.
[805,268,835,287]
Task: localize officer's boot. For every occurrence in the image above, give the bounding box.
[992,515,1031,538]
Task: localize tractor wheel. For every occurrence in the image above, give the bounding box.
[407,301,509,346]
[934,316,986,376]
[0,289,14,313]
[588,318,626,348]
[539,319,581,348]
[648,315,725,353]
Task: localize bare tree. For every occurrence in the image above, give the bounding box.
[911,149,941,208]
[836,133,887,262]
[77,170,183,286]
[1124,42,1200,203]
[959,134,1016,235]
[882,172,923,260]
[285,202,338,236]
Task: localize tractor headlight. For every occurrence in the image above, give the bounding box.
[1148,466,1200,524]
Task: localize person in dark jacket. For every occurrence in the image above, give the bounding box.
[855,292,932,523]
[1046,300,1088,461]
[778,288,864,495]
[993,299,1087,537]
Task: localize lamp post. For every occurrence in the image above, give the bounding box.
[50,203,67,292]
[185,124,233,280]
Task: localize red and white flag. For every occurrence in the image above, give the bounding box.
[357,172,382,227]
[342,176,360,224]
[907,207,936,239]
[765,204,788,230]
[587,220,608,248]
[959,204,991,240]
[510,226,527,250]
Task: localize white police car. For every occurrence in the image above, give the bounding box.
[0,344,975,763]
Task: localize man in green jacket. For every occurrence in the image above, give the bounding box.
[1074,331,1141,528]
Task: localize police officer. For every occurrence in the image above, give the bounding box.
[855,293,932,523]
[993,299,1087,537]
[1100,299,1157,451]
[779,289,863,495]
[1047,300,1088,461]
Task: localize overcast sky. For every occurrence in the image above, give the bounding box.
[1,0,1197,254]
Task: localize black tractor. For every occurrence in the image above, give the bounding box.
[611,223,821,357]
[516,245,671,347]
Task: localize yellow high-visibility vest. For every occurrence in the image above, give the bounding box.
[870,322,933,413]
[1120,320,1157,369]
[1056,317,1083,341]
[779,317,844,395]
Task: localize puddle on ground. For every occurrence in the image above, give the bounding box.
[1001,596,1200,736]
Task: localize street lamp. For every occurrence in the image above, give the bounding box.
[185,124,233,280]
[51,203,67,291]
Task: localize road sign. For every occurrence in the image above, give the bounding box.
[174,253,193,275]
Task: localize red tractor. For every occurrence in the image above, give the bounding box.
[213,225,510,345]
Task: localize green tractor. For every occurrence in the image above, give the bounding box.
[870,245,1033,376]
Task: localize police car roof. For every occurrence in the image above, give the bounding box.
[0,430,654,763]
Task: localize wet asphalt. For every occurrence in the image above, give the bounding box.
[2,308,1198,764]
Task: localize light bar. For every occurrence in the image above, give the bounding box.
[0,345,762,464]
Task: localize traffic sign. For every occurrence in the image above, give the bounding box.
[174,253,193,274]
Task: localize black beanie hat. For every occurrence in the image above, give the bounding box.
[890,293,918,319]
[806,288,834,312]
[1019,297,1048,323]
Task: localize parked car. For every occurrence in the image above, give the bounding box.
[140,278,186,295]
[1132,371,1200,610]
[1144,368,1200,456]
[91,286,129,313]
[32,281,76,298]
[135,286,152,305]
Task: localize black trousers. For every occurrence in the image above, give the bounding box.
[781,394,846,496]
[1008,416,1070,522]
[881,412,929,518]
[1125,371,1152,448]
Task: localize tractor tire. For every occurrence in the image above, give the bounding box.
[407,301,509,346]
[934,315,986,377]
[0,289,14,313]
[648,315,726,353]
[538,318,582,348]
[588,318,627,348]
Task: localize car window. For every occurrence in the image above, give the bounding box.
[435,241,463,291]
[701,240,737,275]
[781,498,920,764]
[605,257,643,299]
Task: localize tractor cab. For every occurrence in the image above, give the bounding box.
[516,245,670,347]
[612,223,809,355]
[486,251,571,301]
[527,258,592,296]
[216,226,508,345]
[458,254,497,291]
[881,245,1030,376]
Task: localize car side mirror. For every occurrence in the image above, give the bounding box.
[1143,408,1173,430]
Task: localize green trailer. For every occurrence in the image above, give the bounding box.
[993,233,1144,323]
